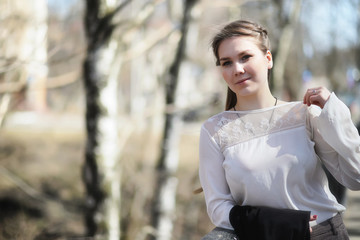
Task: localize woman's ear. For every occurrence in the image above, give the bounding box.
[266,50,273,69]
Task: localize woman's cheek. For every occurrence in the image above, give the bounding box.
[222,70,232,83]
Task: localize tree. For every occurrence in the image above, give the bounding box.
[149,0,199,239]
[271,0,303,98]
[23,0,48,111]
[0,0,48,125]
[82,0,130,239]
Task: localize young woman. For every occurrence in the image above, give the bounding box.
[199,20,360,240]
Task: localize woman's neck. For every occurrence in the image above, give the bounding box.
[234,91,276,111]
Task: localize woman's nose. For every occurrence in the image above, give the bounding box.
[234,62,245,75]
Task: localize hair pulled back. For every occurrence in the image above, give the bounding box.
[211,20,271,110]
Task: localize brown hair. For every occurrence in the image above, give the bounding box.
[211,20,271,110]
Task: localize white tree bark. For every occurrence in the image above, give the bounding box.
[83,0,130,239]
[96,38,122,240]
[150,1,198,240]
[156,176,179,240]
[20,0,48,111]
[272,0,302,97]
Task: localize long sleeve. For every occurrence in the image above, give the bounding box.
[308,92,360,190]
[199,125,236,229]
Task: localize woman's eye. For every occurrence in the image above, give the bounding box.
[221,61,232,67]
[241,55,251,61]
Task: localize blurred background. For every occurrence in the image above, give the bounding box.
[0,0,360,239]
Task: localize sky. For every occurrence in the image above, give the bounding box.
[47,0,78,17]
[301,0,359,53]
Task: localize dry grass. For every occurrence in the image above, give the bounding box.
[0,123,213,240]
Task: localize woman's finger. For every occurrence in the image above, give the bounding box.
[309,215,317,233]
[310,215,318,221]
[303,88,320,106]
[303,87,330,108]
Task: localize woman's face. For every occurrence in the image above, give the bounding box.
[218,36,273,97]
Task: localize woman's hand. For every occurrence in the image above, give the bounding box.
[303,87,331,109]
[309,214,317,233]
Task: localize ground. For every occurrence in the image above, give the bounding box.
[0,115,211,240]
[1,112,359,239]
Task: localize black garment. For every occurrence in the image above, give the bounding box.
[229,205,311,240]
[201,213,348,240]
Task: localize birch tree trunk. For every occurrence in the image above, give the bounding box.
[149,0,198,239]
[21,0,48,111]
[0,0,46,121]
[272,0,302,97]
[82,0,129,239]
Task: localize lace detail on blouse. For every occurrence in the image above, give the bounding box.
[204,102,307,152]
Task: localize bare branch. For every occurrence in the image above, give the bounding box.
[113,0,165,30]
[0,94,11,127]
[0,165,45,201]
[0,71,80,92]
[104,0,132,21]
[48,50,85,65]
[0,80,26,94]
[0,58,26,73]
[47,70,80,89]
[123,24,175,62]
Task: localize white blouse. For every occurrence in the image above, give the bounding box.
[199,93,360,230]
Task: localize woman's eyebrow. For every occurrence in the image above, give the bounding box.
[219,57,230,62]
[219,50,252,62]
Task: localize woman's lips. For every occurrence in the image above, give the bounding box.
[236,77,250,84]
